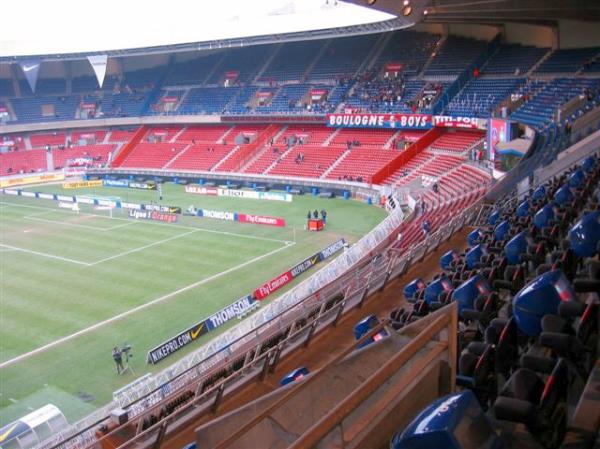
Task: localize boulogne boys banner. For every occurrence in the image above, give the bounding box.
[326,113,432,129]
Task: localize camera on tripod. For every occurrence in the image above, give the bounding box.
[120,344,132,361]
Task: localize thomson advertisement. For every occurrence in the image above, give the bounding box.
[205,295,257,331]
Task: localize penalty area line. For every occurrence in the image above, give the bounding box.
[0,241,295,370]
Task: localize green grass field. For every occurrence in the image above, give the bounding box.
[0,182,387,425]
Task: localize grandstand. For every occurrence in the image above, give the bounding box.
[1,1,600,449]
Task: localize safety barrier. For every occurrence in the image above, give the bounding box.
[36,187,482,449]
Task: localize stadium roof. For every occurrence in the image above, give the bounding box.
[0,0,397,59]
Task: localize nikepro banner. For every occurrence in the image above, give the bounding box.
[147,319,208,364]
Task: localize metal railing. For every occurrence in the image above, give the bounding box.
[37,189,484,449]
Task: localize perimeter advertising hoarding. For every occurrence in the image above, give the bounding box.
[205,295,257,331]
[128,209,178,223]
[326,113,432,129]
[147,320,208,364]
[237,213,286,227]
[63,180,103,189]
[0,172,65,188]
[254,239,346,300]
[185,185,218,196]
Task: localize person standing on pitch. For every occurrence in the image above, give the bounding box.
[321,209,327,224]
[313,209,319,219]
[113,347,124,374]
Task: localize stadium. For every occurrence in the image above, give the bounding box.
[0,0,599,448]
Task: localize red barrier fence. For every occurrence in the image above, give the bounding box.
[370,127,444,185]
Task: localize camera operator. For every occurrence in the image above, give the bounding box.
[112,346,124,374]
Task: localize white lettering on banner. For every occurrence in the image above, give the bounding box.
[76,196,95,204]
[38,193,54,200]
[4,189,19,196]
[20,191,36,198]
[319,239,346,259]
[122,202,142,210]
[98,199,116,207]
[129,209,149,219]
[202,210,235,221]
[208,296,255,328]
[57,195,73,202]
[290,258,313,277]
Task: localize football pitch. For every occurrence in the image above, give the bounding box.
[0,183,387,425]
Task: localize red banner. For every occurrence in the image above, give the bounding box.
[237,213,285,227]
[385,62,403,72]
[225,71,239,78]
[254,270,293,300]
[80,103,96,109]
[162,96,178,103]
[185,185,218,195]
[257,91,273,98]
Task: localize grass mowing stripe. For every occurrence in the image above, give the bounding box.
[0,241,294,369]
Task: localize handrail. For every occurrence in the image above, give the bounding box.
[37,179,486,449]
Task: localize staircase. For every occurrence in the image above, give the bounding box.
[110,125,147,167]
[253,44,284,84]
[103,131,112,144]
[360,32,393,73]
[218,126,236,144]
[264,145,295,174]
[322,128,341,146]
[321,149,351,178]
[212,145,243,171]
[384,130,402,149]
[222,124,279,172]
[163,144,192,169]
[174,89,191,112]
[527,48,554,76]
[238,125,288,172]
[203,53,228,86]
[170,126,187,143]
[303,40,331,80]
[418,35,447,77]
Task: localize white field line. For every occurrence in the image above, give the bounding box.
[0,229,200,266]
[0,243,90,266]
[0,201,290,244]
[88,229,199,266]
[23,215,136,232]
[0,241,295,369]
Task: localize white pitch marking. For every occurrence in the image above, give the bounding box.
[8,398,18,403]
[23,215,135,232]
[0,243,90,266]
[88,229,199,265]
[0,201,289,244]
[0,241,295,369]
